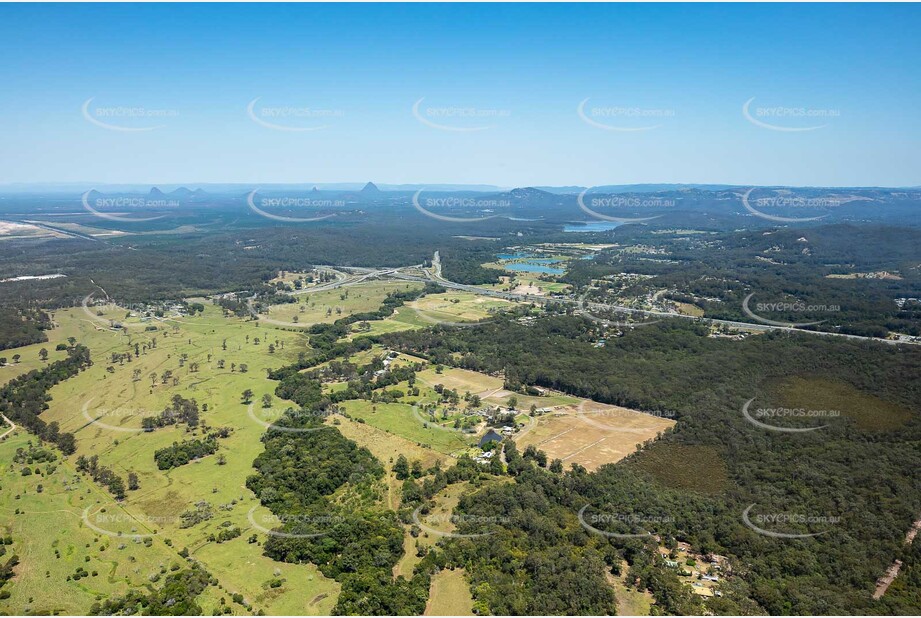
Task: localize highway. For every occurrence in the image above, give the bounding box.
[275,253,918,347]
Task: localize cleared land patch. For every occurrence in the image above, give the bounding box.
[338,400,473,455]
[424,568,474,616]
[517,402,675,471]
[264,280,423,327]
[407,291,510,324]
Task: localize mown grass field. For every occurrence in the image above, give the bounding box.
[338,400,473,455]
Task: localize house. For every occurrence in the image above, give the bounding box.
[474,451,494,464]
[478,429,504,448]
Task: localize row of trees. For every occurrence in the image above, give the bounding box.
[0,344,91,455]
[154,437,219,470]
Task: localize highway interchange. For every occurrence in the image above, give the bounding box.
[288,252,919,347]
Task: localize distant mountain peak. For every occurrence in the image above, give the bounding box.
[507,187,553,200]
[361,182,381,194]
[148,187,167,198]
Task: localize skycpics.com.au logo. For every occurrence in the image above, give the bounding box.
[411,506,509,538]
[245,295,315,328]
[247,404,335,433]
[577,188,670,224]
[577,98,675,132]
[411,404,472,433]
[742,504,840,539]
[742,97,839,132]
[578,505,674,538]
[82,98,178,132]
[412,97,510,132]
[412,190,509,223]
[82,507,177,539]
[82,190,169,223]
[82,399,154,434]
[740,188,835,223]
[247,508,346,539]
[246,97,343,132]
[575,399,676,433]
[246,190,340,223]
[741,398,839,433]
[742,292,839,328]
[576,290,663,329]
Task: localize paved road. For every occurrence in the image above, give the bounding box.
[20,219,102,242]
[406,252,917,347]
[271,253,918,347]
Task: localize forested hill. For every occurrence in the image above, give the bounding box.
[379,317,921,614]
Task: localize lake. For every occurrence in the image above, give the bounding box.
[504,262,565,275]
[563,221,621,233]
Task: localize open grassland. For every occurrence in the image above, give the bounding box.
[0,300,129,387]
[517,402,675,471]
[348,306,429,337]
[359,361,666,474]
[334,415,446,472]
[606,564,654,616]
[416,366,579,410]
[0,305,341,614]
[338,400,473,455]
[334,415,447,511]
[631,444,730,495]
[264,280,422,327]
[407,291,510,323]
[0,430,181,615]
[424,568,475,616]
[768,376,913,432]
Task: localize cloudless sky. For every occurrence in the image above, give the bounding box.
[1,2,919,187]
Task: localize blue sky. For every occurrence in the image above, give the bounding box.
[1,3,918,187]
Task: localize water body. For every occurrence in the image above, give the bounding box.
[563,221,621,233]
[505,263,565,275]
[497,251,566,274]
